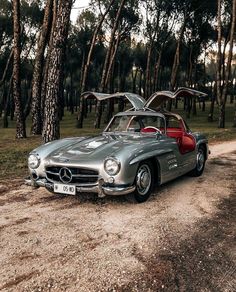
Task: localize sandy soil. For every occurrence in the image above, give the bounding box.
[0,141,235,292]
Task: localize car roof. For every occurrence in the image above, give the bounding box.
[114,110,166,119]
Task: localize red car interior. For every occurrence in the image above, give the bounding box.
[141,121,196,155]
[166,127,196,154]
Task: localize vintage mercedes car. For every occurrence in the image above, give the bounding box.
[26,88,209,202]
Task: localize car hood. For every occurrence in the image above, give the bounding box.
[46,133,154,164]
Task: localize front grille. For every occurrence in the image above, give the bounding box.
[46,166,99,184]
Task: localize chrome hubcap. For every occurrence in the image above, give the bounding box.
[136,164,151,195]
[197,149,205,171]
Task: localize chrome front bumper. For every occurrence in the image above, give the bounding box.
[25,177,135,197]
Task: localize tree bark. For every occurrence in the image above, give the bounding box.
[145,44,152,99]
[80,0,115,94]
[12,0,26,138]
[100,0,126,93]
[0,50,13,87]
[95,0,126,129]
[153,49,162,92]
[41,0,58,125]
[3,76,13,128]
[105,32,120,91]
[233,95,236,127]
[168,17,186,111]
[208,96,215,122]
[170,18,186,91]
[77,51,86,128]
[31,0,53,135]
[42,0,72,143]
[218,0,236,128]
[187,44,193,87]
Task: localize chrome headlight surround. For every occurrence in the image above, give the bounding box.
[28,154,40,169]
[104,157,121,176]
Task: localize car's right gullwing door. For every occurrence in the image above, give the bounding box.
[144,87,207,110]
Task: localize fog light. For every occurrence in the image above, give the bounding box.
[98,178,104,186]
[108,177,114,183]
[31,172,38,180]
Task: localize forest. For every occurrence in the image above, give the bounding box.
[0,0,236,142]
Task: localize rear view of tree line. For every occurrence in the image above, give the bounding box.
[0,0,235,142]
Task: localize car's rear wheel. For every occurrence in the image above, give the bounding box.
[190,145,206,177]
[133,161,154,203]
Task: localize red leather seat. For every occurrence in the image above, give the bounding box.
[166,128,196,154]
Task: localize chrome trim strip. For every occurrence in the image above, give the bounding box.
[72,174,99,178]
[25,178,135,197]
[46,171,60,176]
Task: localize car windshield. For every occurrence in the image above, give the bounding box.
[106,115,165,133]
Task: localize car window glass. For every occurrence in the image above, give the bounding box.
[166,116,181,129]
[107,115,165,133]
[142,116,164,128]
[109,116,130,131]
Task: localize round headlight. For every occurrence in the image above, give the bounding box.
[104,157,120,175]
[28,154,40,169]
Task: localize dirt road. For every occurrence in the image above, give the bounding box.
[0,141,235,292]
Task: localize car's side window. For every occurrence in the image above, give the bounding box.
[142,117,164,128]
[166,116,182,129]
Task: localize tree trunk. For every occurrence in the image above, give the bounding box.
[58,55,65,120]
[170,18,186,91]
[24,78,32,119]
[100,0,126,93]
[208,97,215,122]
[42,0,72,143]
[145,44,152,99]
[168,17,186,112]
[77,51,86,128]
[80,0,115,94]
[94,100,102,129]
[0,49,13,87]
[132,67,138,93]
[96,14,124,128]
[105,32,120,91]
[192,96,197,115]
[41,0,58,125]
[3,77,13,128]
[12,0,26,138]
[233,95,236,127]
[187,44,193,87]
[31,0,53,135]
[153,49,162,92]
[218,0,236,128]
[185,97,192,119]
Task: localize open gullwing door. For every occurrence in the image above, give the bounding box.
[81,91,145,110]
[145,87,208,110]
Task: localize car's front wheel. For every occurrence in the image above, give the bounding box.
[133,161,154,203]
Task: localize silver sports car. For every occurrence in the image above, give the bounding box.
[26,88,209,202]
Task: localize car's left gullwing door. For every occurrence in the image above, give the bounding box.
[82,91,146,111]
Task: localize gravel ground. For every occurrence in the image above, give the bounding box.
[0,141,235,292]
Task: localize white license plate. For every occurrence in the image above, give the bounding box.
[54,184,76,195]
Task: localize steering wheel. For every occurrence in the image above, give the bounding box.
[141,126,162,134]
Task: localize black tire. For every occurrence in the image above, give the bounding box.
[190,146,206,177]
[133,161,154,203]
